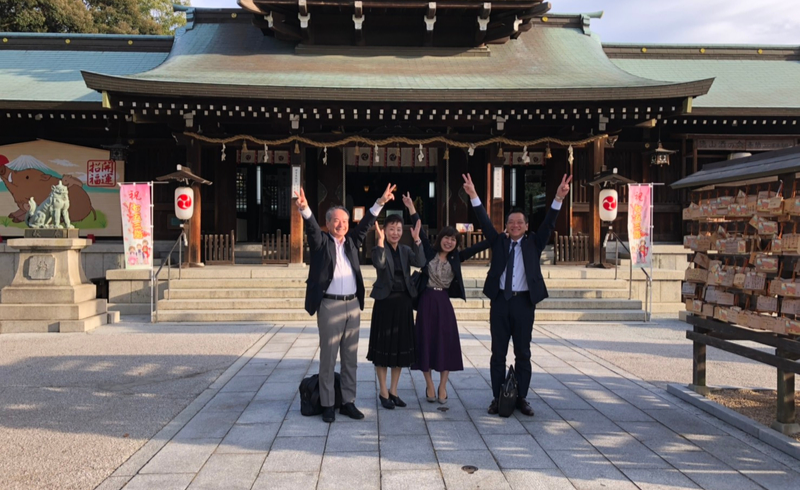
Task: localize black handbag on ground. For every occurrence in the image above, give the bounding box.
[299,372,342,416]
[498,365,518,418]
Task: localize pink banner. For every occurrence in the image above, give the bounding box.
[120,184,152,270]
[628,184,652,269]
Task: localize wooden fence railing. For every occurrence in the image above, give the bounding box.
[262,230,291,264]
[553,232,589,265]
[202,231,235,265]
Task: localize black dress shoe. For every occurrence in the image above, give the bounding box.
[488,398,499,415]
[389,394,406,408]
[516,398,535,417]
[339,402,365,420]
[322,406,335,423]
[379,395,395,410]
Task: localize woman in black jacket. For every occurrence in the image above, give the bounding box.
[367,214,426,409]
[403,193,490,404]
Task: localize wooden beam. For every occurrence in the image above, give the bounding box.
[291,147,305,264]
[587,139,604,265]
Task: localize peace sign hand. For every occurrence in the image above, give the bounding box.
[402,192,417,215]
[410,219,422,242]
[556,174,573,200]
[294,188,308,211]
[378,183,397,206]
[462,173,478,199]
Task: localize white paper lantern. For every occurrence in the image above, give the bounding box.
[599,188,618,222]
[175,187,194,220]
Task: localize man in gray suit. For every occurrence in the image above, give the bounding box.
[294,183,396,423]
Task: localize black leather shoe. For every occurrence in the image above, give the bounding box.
[389,394,406,408]
[379,395,395,410]
[516,398,535,417]
[340,402,365,420]
[322,406,335,423]
[488,398,499,415]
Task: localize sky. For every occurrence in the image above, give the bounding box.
[188,0,800,45]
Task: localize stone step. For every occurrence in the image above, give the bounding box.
[153,308,646,323]
[164,287,632,300]
[156,297,641,311]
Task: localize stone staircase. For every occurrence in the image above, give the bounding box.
[152,265,645,322]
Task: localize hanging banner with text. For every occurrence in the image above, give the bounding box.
[627,184,652,269]
[120,184,152,270]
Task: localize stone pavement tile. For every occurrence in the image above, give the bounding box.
[256,342,292,354]
[448,372,491,390]
[378,406,428,435]
[236,360,277,377]
[203,391,255,413]
[96,476,130,490]
[468,409,528,435]
[267,368,308,384]
[428,421,488,451]
[456,389,493,410]
[619,468,700,489]
[379,434,438,471]
[325,422,379,452]
[547,449,630,483]
[252,472,319,490]
[237,399,292,424]
[436,449,512,490]
[679,470,763,490]
[121,473,195,490]
[276,409,331,437]
[139,438,221,474]
[617,422,701,454]
[534,387,593,410]
[317,452,380,490]
[380,470,445,490]
[220,375,265,393]
[261,436,326,472]
[740,470,800,490]
[503,469,575,490]
[556,409,622,435]
[614,388,675,411]
[357,381,378,399]
[216,422,280,454]
[484,434,556,470]
[254,381,299,401]
[173,409,241,440]
[644,408,727,436]
[512,396,561,421]
[582,432,671,469]
[521,419,593,451]
[583,398,654,423]
[420,397,471,421]
[187,453,264,490]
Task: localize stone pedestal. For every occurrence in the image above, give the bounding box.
[0,237,119,333]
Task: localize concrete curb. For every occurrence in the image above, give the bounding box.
[667,383,800,461]
[95,324,280,490]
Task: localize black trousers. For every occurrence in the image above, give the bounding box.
[489,293,535,399]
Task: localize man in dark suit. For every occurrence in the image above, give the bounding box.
[462,173,572,417]
[294,183,396,423]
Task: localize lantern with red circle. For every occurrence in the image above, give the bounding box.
[175,187,194,220]
[599,188,618,222]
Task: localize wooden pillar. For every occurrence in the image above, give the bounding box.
[290,146,305,264]
[187,142,203,267]
[691,327,709,395]
[587,139,604,265]
[775,350,798,430]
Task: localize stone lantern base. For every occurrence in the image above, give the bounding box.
[0,236,119,333]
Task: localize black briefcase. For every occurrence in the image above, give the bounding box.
[498,365,518,418]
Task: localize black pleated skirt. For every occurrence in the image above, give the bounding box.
[367,291,416,367]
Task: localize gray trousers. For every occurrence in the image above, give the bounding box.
[317,297,360,407]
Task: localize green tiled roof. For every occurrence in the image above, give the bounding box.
[0,34,171,109]
[608,50,800,114]
[82,14,711,103]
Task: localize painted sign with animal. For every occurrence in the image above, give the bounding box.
[0,140,124,237]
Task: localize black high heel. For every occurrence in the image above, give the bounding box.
[379,394,395,409]
[389,393,406,407]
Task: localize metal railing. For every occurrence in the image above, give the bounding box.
[151,229,187,323]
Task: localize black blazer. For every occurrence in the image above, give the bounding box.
[370,242,427,300]
[411,213,492,301]
[302,209,378,315]
[473,201,560,305]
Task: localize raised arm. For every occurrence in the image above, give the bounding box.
[352,182,396,246]
[371,222,388,270]
[459,237,493,262]
[533,174,572,250]
[408,219,427,268]
[294,188,324,251]
[462,173,499,242]
[404,192,435,262]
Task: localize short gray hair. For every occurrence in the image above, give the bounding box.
[325,206,350,223]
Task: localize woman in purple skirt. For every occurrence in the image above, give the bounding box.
[403,193,490,403]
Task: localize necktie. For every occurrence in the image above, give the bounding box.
[504,241,517,300]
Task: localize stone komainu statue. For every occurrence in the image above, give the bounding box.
[26,180,73,229]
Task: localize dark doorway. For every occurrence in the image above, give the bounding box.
[236,164,291,242]
[345,167,438,229]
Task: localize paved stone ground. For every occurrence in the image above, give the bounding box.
[90,320,799,490]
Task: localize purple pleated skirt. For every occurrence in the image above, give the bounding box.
[412,288,463,372]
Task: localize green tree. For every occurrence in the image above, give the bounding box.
[0,0,189,35]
